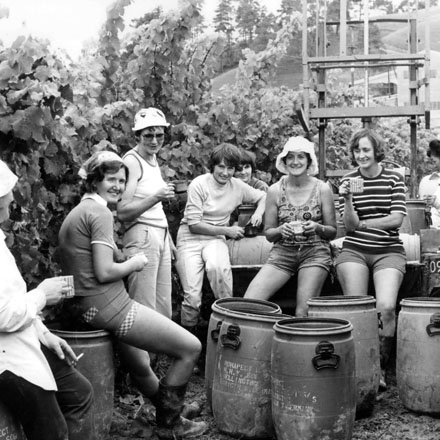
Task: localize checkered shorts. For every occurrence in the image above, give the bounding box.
[115,302,139,337]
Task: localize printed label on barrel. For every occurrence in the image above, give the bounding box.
[428,257,440,274]
[272,377,317,413]
[216,359,271,395]
[0,427,20,440]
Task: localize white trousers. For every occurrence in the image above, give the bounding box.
[175,224,233,327]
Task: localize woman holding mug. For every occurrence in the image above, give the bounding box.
[244,136,336,317]
[59,151,206,439]
[335,128,407,390]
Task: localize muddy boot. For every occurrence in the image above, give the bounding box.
[379,336,394,391]
[150,394,202,421]
[155,379,207,439]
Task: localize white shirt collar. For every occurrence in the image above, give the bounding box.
[81,192,108,206]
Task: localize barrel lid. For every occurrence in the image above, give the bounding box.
[400,297,440,308]
[308,295,376,307]
[212,297,281,315]
[50,329,111,339]
[212,307,292,324]
[274,317,353,336]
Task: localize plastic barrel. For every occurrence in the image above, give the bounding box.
[206,298,281,413]
[307,296,380,417]
[52,329,115,440]
[211,307,291,438]
[397,297,440,415]
[406,199,427,235]
[227,236,273,266]
[0,400,25,440]
[271,318,356,440]
[399,233,420,262]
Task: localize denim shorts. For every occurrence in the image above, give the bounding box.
[266,242,333,276]
[335,247,406,275]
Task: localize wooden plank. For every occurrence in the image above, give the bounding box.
[308,54,425,64]
[310,105,425,119]
[326,168,410,178]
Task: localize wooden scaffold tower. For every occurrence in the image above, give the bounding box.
[299,0,432,197]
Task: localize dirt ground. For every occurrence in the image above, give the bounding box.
[108,362,440,440]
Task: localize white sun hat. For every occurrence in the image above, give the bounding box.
[132,108,170,132]
[275,136,319,176]
[0,159,18,197]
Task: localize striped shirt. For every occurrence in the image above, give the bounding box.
[339,167,406,253]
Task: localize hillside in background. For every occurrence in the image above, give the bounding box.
[212,7,440,95]
[379,7,440,52]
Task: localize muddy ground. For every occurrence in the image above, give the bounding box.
[109,362,440,440]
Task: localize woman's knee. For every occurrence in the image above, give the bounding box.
[377,304,396,323]
[180,333,202,362]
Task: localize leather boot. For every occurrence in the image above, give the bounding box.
[379,336,394,391]
[155,379,207,439]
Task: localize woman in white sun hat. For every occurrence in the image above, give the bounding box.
[118,108,175,318]
[244,136,337,316]
[117,107,178,394]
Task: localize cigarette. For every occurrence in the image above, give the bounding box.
[77,353,84,360]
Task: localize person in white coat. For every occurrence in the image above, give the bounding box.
[0,159,93,440]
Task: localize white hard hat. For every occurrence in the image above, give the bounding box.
[132,108,170,132]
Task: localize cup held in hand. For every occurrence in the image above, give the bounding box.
[349,178,364,194]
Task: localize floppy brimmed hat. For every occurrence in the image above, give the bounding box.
[132,108,169,132]
[275,136,319,176]
[0,160,18,197]
[78,151,124,180]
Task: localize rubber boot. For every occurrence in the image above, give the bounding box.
[150,394,202,421]
[379,336,394,391]
[155,379,207,439]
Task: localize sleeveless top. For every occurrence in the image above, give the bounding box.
[122,149,168,229]
[277,176,328,247]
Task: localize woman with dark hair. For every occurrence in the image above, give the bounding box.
[244,136,336,316]
[59,150,207,439]
[175,143,266,332]
[335,128,407,391]
[419,139,440,228]
[234,149,269,191]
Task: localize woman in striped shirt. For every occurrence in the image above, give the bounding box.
[335,128,407,391]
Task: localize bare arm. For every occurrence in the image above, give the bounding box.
[340,180,404,232]
[264,186,283,243]
[302,183,337,240]
[92,243,147,283]
[358,213,404,230]
[249,194,266,227]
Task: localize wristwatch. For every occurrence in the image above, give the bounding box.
[360,221,367,230]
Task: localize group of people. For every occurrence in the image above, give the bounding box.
[1,104,423,439]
